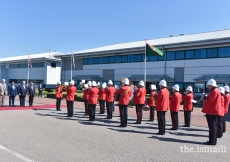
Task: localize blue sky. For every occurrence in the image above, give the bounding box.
[0,0,230,57]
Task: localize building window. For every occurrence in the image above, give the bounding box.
[186,50,195,59]
[88,58,93,64]
[176,51,184,59]
[93,58,98,64]
[195,49,206,59]
[115,56,121,63]
[157,55,164,61]
[207,48,218,58]
[128,55,134,62]
[51,62,56,68]
[83,58,88,65]
[148,55,157,61]
[194,83,205,93]
[103,57,109,63]
[98,57,103,64]
[121,55,127,63]
[166,51,175,60]
[109,56,115,63]
[219,47,230,57]
[134,54,142,62]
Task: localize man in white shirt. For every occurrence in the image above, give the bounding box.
[0,79,8,107]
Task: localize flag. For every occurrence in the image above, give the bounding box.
[72,51,75,68]
[28,55,32,68]
[146,43,164,57]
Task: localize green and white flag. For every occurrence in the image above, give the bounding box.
[146,43,164,57]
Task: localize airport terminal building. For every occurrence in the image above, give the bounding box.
[58,29,230,95]
[0,52,62,88]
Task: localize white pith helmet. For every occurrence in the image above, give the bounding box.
[173,84,179,91]
[219,87,225,94]
[207,79,217,87]
[87,81,92,86]
[138,80,145,87]
[57,81,61,85]
[186,86,193,92]
[224,86,229,92]
[123,78,129,85]
[159,80,167,87]
[150,84,156,90]
[108,80,113,85]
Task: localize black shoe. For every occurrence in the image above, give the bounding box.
[203,141,211,145]
[149,120,154,121]
[156,132,165,135]
[133,122,141,124]
[183,125,190,127]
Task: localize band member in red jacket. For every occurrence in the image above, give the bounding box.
[66,80,76,117]
[169,84,182,130]
[223,86,230,133]
[99,83,107,114]
[202,79,221,145]
[115,78,132,127]
[133,81,146,124]
[149,85,156,121]
[155,80,169,135]
[105,80,115,119]
[83,84,89,115]
[217,87,225,138]
[182,86,193,127]
[88,81,99,121]
[55,81,63,111]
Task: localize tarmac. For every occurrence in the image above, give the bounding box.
[0,96,229,162]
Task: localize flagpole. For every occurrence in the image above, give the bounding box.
[71,48,73,80]
[27,54,29,87]
[144,40,147,87]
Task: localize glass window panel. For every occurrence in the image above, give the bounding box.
[157,55,164,61]
[194,83,205,93]
[207,48,218,58]
[195,49,206,58]
[93,58,98,64]
[134,54,142,62]
[115,56,121,63]
[88,58,93,64]
[176,51,184,59]
[167,51,175,60]
[217,83,225,87]
[128,55,134,62]
[51,63,56,68]
[148,55,157,61]
[109,56,115,63]
[186,50,194,59]
[83,58,88,65]
[121,55,127,62]
[98,57,103,64]
[219,47,230,57]
[103,57,109,63]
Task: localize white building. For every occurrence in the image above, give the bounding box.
[0,52,62,88]
[57,29,230,95]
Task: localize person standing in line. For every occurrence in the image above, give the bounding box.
[28,82,36,106]
[19,81,27,107]
[17,84,21,101]
[83,84,89,115]
[88,81,99,121]
[148,85,157,121]
[65,80,76,117]
[55,81,62,111]
[105,80,115,119]
[217,87,225,138]
[8,82,18,107]
[115,78,132,127]
[169,84,182,130]
[223,86,230,133]
[0,79,8,107]
[154,80,169,135]
[202,79,221,145]
[133,80,146,124]
[99,82,106,114]
[182,86,194,127]
[38,82,43,97]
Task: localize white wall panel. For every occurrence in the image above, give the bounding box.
[166,68,174,75]
[185,66,230,75]
[83,64,109,70]
[166,60,185,67]
[185,58,230,67]
[8,68,45,80]
[184,75,202,82]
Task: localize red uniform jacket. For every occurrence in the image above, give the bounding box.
[202,88,221,115]
[182,93,193,111]
[134,87,146,105]
[148,91,156,106]
[66,86,76,101]
[55,85,63,98]
[155,88,169,111]
[224,93,230,114]
[99,88,106,100]
[219,95,225,117]
[115,85,132,105]
[88,87,99,104]
[170,92,182,112]
[83,89,89,100]
[105,86,115,102]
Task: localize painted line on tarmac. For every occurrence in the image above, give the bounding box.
[0,145,34,162]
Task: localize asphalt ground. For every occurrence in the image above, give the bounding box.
[0,99,229,162]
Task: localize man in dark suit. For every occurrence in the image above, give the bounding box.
[38,82,43,97]
[8,82,18,107]
[19,81,27,106]
[28,82,35,106]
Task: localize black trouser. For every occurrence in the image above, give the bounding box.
[38,91,42,97]
[184,110,191,127]
[29,95,34,106]
[99,100,105,114]
[9,96,15,106]
[56,98,61,110]
[217,116,223,138]
[157,111,166,135]
[89,104,96,121]
[84,100,88,115]
[150,106,155,121]
[135,104,144,123]
[67,101,74,117]
[119,105,128,127]
[206,114,218,145]
[106,102,113,119]
[223,116,226,133]
[170,112,179,130]
[20,96,26,106]
[112,101,115,112]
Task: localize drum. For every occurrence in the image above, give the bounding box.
[143,98,150,111]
